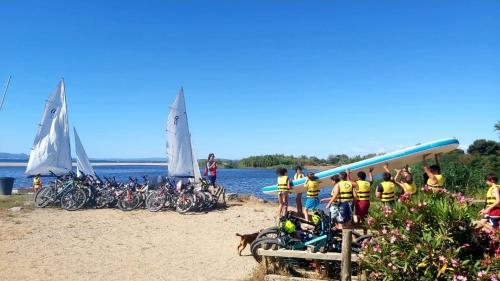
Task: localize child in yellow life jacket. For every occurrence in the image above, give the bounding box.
[294,166,305,217]
[303,172,320,222]
[394,167,417,198]
[479,173,500,231]
[33,174,42,192]
[351,168,373,234]
[276,167,291,217]
[423,154,445,192]
[376,169,397,207]
[325,172,357,228]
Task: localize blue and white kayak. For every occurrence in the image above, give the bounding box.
[261,138,459,195]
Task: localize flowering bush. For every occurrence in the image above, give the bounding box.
[359,190,499,280]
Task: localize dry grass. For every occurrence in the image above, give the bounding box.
[245,263,268,281]
[0,194,33,209]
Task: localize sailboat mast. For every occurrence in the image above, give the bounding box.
[0,75,12,111]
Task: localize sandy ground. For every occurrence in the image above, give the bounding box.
[0,200,276,281]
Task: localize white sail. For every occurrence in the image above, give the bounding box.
[74,127,95,177]
[166,88,198,178]
[191,138,202,183]
[26,80,72,176]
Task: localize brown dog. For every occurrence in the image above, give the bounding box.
[236,231,260,256]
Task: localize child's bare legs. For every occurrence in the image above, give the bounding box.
[304,209,311,222]
[296,193,304,218]
[281,193,289,216]
[277,193,289,217]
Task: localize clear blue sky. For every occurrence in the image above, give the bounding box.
[1,1,499,159]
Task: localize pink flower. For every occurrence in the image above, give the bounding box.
[478,271,486,278]
[439,255,448,264]
[453,275,468,281]
[382,227,388,235]
[451,258,459,267]
[390,235,397,244]
[491,274,498,281]
[423,185,430,192]
[399,193,410,203]
[367,217,375,225]
[410,207,416,212]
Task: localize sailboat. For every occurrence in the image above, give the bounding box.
[166,88,201,182]
[26,80,72,176]
[74,127,95,177]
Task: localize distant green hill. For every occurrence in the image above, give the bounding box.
[0,152,29,160]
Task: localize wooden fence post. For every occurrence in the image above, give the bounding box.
[341,229,352,281]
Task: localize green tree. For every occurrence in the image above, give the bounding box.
[466,139,500,156]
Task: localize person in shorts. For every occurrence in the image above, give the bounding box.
[276,167,291,217]
[351,168,373,234]
[304,172,320,222]
[324,173,356,228]
[479,173,500,231]
[204,153,217,192]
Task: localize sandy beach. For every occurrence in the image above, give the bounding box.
[0,198,276,281]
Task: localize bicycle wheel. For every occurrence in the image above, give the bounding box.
[176,193,195,214]
[250,238,281,263]
[203,192,215,209]
[94,193,109,209]
[352,234,372,252]
[256,227,279,240]
[146,192,166,212]
[118,191,140,211]
[34,186,53,208]
[60,188,87,211]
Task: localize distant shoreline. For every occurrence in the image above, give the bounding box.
[0,162,167,167]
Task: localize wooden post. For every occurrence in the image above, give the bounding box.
[341,229,352,281]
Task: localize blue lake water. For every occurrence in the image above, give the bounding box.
[0,166,333,202]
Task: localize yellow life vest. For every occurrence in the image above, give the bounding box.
[486,184,499,208]
[306,180,320,198]
[427,174,444,188]
[33,176,42,186]
[294,173,305,180]
[277,176,289,192]
[337,180,353,202]
[381,181,396,202]
[402,182,417,195]
[356,180,371,201]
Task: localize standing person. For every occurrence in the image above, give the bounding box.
[303,172,320,222]
[294,166,305,217]
[394,167,417,198]
[479,174,500,231]
[376,166,397,207]
[326,172,357,228]
[354,168,374,235]
[204,153,217,191]
[276,167,291,217]
[422,153,445,192]
[321,175,341,227]
[32,174,42,192]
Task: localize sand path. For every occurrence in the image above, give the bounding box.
[0,202,275,281]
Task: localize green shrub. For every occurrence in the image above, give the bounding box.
[359,191,499,281]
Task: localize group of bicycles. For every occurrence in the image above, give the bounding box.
[250,210,372,276]
[33,171,226,214]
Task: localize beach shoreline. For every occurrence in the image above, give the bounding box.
[0,195,275,281]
